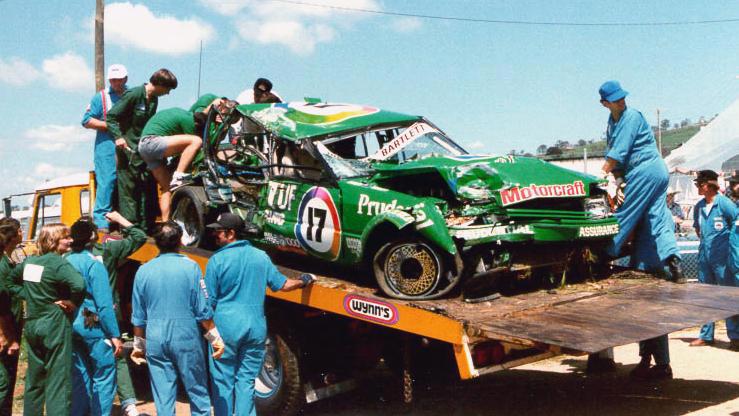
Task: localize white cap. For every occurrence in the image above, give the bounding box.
[107,64,128,80]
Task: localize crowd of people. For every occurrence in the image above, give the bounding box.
[0,68,737,414]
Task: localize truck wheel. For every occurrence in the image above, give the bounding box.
[373,239,457,300]
[255,331,304,416]
[171,186,206,247]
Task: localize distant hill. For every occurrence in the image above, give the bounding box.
[541,126,700,161]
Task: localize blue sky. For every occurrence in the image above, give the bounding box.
[1,0,737,199]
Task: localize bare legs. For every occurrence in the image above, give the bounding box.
[150,134,202,221]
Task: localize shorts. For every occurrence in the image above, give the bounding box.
[138,135,168,169]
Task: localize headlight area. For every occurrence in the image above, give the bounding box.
[583,195,611,219]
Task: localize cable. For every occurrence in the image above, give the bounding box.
[263,0,739,27]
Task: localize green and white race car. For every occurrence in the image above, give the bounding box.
[172,101,618,300]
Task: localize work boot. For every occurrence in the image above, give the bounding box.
[667,255,686,284]
[729,339,739,351]
[648,364,673,380]
[689,338,713,347]
[586,355,617,374]
[629,358,652,379]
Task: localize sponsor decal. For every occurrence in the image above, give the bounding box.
[357,194,411,216]
[500,180,586,206]
[264,232,302,249]
[343,295,399,325]
[295,187,342,260]
[370,122,438,160]
[492,155,516,163]
[451,224,532,240]
[267,182,297,211]
[284,103,379,125]
[263,209,286,226]
[345,237,362,257]
[578,223,619,238]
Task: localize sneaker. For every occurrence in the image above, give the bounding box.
[689,338,713,347]
[169,173,192,191]
[629,358,652,379]
[122,403,140,416]
[648,364,673,380]
[667,255,686,284]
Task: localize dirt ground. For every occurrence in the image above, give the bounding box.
[11,324,739,415]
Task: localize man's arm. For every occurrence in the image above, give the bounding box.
[103,211,147,265]
[57,261,86,307]
[106,90,134,150]
[82,92,107,132]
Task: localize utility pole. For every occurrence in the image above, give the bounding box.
[95,0,105,91]
[656,108,662,156]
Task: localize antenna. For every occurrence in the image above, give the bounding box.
[197,40,203,97]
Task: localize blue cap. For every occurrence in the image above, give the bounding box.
[599,80,628,102]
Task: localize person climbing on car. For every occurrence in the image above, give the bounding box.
[81,64,129,231]
[203,213,314,416]
[594,80,683,380]
[689,169,739,348]
[106,68,178,233]
[236,77,283,104]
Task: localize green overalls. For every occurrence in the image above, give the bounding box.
[0,255,23,416]
[107,84,160,232]
[7,253,85,416]
[92,225,147,408]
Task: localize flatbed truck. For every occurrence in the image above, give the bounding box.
[5,173,739,415]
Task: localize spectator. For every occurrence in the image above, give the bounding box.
[236,78,283,104]
[107,68,178,232]
[5,224,86,416]
[82,64,129,230]
[597,80,682,380]
[131,221,224,416]
[0,219,25,415]
[666,188,684,233]
[689,170,739,347]
[727,171,739,203]
[203,213,314,416]
[66,218,122,416]
[138,107,210,221]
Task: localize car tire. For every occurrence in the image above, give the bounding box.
[255,330,304,416]
[373,238,458,300]
[171,186,207,247]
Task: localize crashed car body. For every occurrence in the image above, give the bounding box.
[174,102,619,300]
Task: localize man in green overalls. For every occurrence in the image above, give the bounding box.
[5,224,86,416]
[91,211,148,416]
[107,68,178,232]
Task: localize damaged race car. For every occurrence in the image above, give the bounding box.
[172,101,619,300]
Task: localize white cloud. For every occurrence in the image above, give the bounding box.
[41,52,94,92]
[106,2,215,56]
[0,58,42,86]
[24,124,94,152]
[203,0,381,54]
[33,163,82,179]
[391,17,422,33]
[466,141,486,150]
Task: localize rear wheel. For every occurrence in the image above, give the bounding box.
[373,239,459,300]
[171,186,207,247]
[255,331,304,416]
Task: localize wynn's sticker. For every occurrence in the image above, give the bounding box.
[295,187,342,260]
[370,122,438,160]
[343,295,399,325]
[500,181,586,206]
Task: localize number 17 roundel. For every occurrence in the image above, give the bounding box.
[295,187,342,260]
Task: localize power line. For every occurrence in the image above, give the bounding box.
[264,0,739,27]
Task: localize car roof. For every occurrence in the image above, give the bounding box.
[236,102,421,142]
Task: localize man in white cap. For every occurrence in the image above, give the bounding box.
[82,64,129,231]
[666,187,684,233]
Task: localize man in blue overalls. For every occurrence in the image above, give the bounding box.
[689,170,738,347]
[130,222,224,416]
[729,178,739,351]
[82,64,128,230]
[204,213,314,416]
[598,80,682,379]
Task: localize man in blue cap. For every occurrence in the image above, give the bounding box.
[203,212,314,416]
[689,170,738,348]
[598,80,683,379]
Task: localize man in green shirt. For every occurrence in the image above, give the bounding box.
[107,68,178,232]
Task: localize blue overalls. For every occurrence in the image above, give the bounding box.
[604,107,679,366]
[65,250,120,416]
[82,85,125,229]
[131,253,212,416]
[728,203,739,339]
[204,240,287,416]
[693,194,738,341]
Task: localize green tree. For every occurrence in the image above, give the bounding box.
[660,119,670,130]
